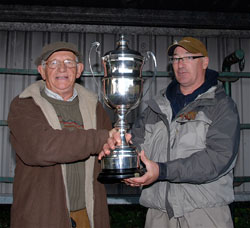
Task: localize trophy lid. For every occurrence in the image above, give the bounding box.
[103,35,143,58]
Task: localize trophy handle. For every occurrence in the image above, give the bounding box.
[89,41,113,109]
[142,51,157,98]
[88,41,103,92]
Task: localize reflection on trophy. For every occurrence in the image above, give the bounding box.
[89,35,157,183]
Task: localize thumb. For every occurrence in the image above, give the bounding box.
[140,150,149,164]
[125,133,132,143]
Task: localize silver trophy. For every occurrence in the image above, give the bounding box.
[89,35,157,183]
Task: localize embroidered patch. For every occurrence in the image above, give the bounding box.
[179,111,198,120]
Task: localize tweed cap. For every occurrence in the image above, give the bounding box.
[167,37,208,57]
[35,41,83,66]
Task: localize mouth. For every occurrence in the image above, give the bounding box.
[56,75,68,80]
[177,71,187,75]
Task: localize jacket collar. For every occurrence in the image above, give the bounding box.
[166,68,218,118]
[146,77,224,118]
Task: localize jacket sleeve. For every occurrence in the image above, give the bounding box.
[158,96,240,184]
[96,101,112,131]
[7,96,111,167]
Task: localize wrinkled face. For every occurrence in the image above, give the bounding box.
[38,51,84,100]
[172,46,209,95]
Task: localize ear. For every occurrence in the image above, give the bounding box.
[38,65,46,80]
[76,63,84,79]
[202,57,209,69]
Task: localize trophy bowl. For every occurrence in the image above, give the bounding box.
[89,35,156,183]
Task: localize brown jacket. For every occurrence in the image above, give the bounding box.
[8,81,111,228]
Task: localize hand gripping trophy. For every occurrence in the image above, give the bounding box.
[89,35,157,183]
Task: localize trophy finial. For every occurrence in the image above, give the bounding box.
[116,35,129,50]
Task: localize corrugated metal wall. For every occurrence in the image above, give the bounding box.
[0,28,250,198]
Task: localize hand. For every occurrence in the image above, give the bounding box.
[98,129,132,160]
[123,150,159,187]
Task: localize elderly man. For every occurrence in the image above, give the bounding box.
[8,41,116,228]
[101,37,240,227]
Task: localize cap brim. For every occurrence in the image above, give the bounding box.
[35,48,82,66]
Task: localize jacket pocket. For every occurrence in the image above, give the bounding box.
[173,111,212,159]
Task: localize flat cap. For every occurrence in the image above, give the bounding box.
[167,37,208,57]
[35,41,83,66]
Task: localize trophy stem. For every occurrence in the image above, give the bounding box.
[115,106,129,147]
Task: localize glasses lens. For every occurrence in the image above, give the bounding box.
[64,60,77,68]
[47,60,58,69]
[170,56,204,64]
[46,59,77,69]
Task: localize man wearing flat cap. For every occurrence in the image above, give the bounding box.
[8,41,117,228]
[102,37,240,227]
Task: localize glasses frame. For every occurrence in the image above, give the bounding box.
[42,59,79,69]
[170,55,204,64]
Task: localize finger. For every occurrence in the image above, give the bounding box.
[109,128,118,137]
[139,150,148,164]
[123,180,141,187]
[125,133,132,143]
[125,176,146,185]
[113,131,122,145]
[131,183,141,187]
[107,137,116,150]
[98,151,105,160]
[102,143,112,154]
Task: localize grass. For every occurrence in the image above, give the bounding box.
[0,205,10,228]
[231,202,250,228]
[0,203,250,228]
[109,204,147,228]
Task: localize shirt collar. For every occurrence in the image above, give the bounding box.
[44,86,78,101]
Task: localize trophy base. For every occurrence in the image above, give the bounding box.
[97,168,144,184]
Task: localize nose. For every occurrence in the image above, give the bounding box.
[57,62,67,72]
[176,59,184,68]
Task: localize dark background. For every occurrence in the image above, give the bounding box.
[1,0,250,29]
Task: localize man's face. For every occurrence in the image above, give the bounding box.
[172,46,209,95]
[38,51,84,100]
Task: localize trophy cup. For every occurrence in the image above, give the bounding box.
[89,35,157,183]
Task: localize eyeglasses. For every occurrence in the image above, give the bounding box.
[170,56,204,64]
[42,59,78,69]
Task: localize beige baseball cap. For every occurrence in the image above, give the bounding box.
[168,37,208,57]
[35,41,83,66]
